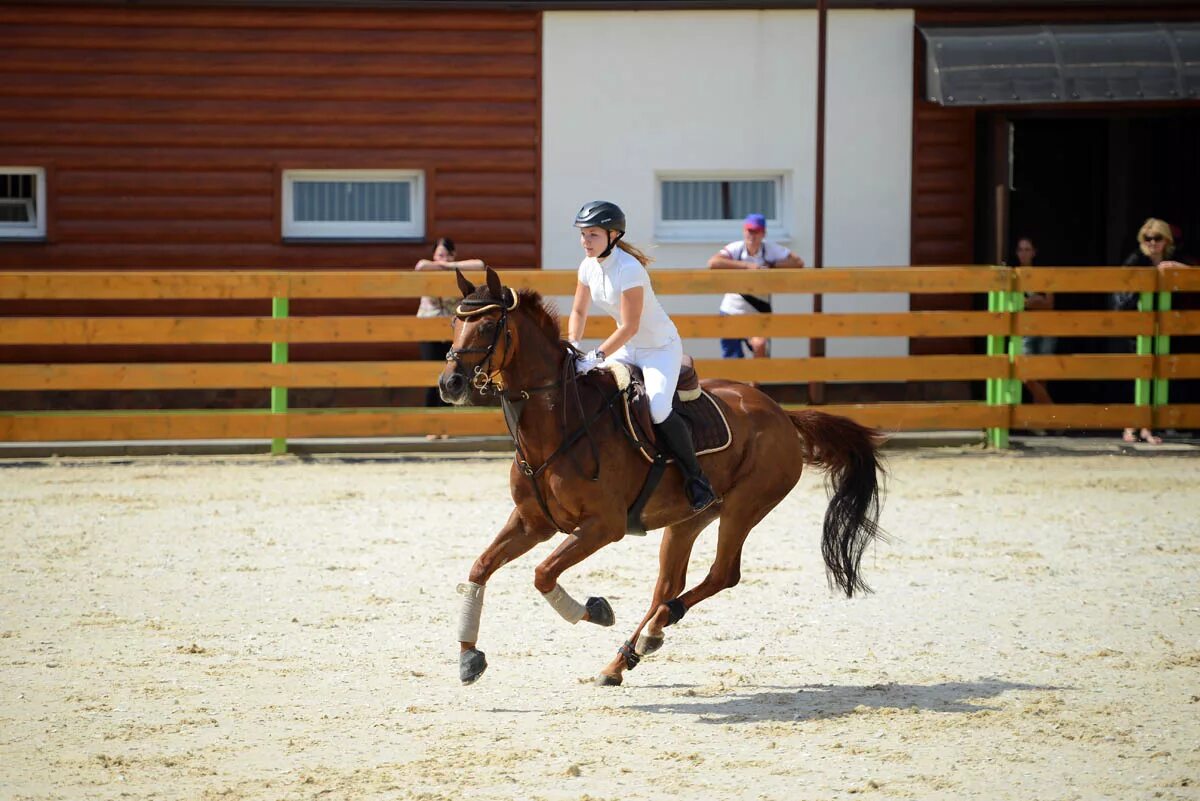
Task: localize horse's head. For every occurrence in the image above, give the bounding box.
[438,266,524,405]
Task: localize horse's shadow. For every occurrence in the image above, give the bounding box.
[626,678,1064,724]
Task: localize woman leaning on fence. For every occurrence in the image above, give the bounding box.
[1110,218,1195,444]
[414,238,485,437]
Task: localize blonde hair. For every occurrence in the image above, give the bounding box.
[616,239,653,267]
[1138,218,1176,259]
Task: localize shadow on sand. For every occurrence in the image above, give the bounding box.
[626,678,1064,724]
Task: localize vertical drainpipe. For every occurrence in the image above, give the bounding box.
[809,0,828,405]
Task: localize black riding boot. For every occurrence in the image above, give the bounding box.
[654,411,721,513]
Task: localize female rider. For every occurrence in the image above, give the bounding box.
[568,200,719,513]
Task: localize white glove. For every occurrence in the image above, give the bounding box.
[575,349,605,375]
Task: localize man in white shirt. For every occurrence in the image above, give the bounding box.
[707,213,804,358]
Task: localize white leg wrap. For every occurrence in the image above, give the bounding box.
[542,583,587,624]
[456,581,485,643]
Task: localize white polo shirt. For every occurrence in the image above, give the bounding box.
[717,239,793,316]
[578,247,678,349]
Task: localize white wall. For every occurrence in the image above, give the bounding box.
[823,11,914,357]
[542,9,913,359]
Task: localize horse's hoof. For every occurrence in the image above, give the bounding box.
[636,633,665,655]
[585,596,615,627]
[460,648,487,685]
[595,672,623,687]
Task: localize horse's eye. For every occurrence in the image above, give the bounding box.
[479,321,496,335]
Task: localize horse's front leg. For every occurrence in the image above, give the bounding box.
[458,507,554,685]
[532,517,625,633]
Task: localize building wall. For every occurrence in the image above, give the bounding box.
[542,9,913,359]
[0,5,540,275]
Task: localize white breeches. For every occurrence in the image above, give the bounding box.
[609,337,682,424]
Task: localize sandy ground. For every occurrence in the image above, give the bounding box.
[1,448,1198,801]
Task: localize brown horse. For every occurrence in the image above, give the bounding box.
[439,267,885,686]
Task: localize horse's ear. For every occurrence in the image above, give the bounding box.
[485,266,504,299]
[455,268,475,297]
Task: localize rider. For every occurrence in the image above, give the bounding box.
[568,200,720,514]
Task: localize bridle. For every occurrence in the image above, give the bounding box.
[447,289,521,395]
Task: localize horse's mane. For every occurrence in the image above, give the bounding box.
[461,285,562,347]
[517,289,563,346]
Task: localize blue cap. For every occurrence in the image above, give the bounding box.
[743,213,766,231]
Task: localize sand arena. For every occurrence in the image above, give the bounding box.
[1,449,1197,800]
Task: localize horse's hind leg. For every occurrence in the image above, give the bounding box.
[600,498,781,685]
[596,513,712,686]
[669,501,775,614]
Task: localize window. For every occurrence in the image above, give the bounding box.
[0,168,46,239]
[656,173,786,242]
[282,170,424,240]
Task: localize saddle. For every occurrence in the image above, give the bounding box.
[606,355,733,463]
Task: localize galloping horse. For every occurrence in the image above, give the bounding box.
[439,267,885,686]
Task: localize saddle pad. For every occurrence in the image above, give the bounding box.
[677,389,732,455]
[623,387,733,464]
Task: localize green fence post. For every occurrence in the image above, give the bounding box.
[985,288,1010,449]
[1154,289,1171,407]
[1134,292,1153,409]
[271,296,289,455]
[1006,289,1024,407]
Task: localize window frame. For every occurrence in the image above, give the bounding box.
[654,171,789,243]
[0,167,47,240]
[281,169,425,241]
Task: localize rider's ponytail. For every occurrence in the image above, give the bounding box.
[616,240,653,267]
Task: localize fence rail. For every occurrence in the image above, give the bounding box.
[2,266,1198,449]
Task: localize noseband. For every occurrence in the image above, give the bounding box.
[447,289,521,394]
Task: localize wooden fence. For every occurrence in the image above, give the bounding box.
[1,266,1198,450]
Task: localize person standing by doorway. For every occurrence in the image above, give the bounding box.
[414,238,485,438]
[707,213,804,359]
[1013,236,1055,409]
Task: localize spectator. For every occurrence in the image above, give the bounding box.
[1014,236,1055,408]
[1110,218,1193,445]
[707,213,804,358]
[414,238,484,438]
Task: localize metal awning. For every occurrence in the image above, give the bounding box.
[920,23,1200,106]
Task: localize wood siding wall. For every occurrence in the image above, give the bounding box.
[908,21,977,368]
[909,103,976,309]
[0,5,540,272]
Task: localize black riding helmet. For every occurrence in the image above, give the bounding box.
[573,201,625,257]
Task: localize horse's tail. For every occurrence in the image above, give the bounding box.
[787,410,887,598]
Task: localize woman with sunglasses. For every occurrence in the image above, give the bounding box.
[1111,219,1193,444]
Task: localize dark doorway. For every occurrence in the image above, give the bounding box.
[984,111,1200,268]
[1008,118,1109,271]
[979,109,1200,407]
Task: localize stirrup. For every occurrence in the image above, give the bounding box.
[686,478,721,513]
